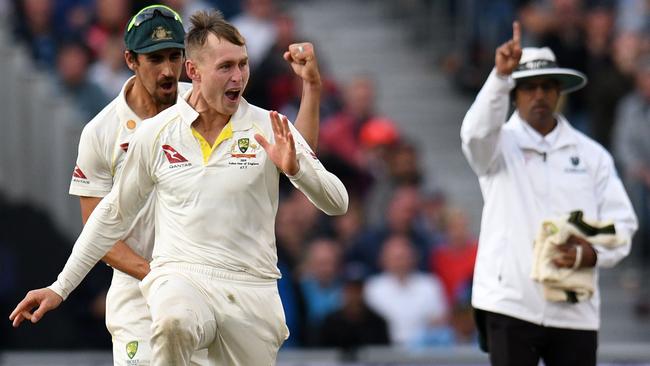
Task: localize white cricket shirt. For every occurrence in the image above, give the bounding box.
[461,69,638,330]
[51,91,348,299]
[69,77,192,261]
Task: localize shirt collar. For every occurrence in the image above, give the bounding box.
[117,76,190,128]
[116,76,141,126]
[511,111,578,151]
[177,91,254,132]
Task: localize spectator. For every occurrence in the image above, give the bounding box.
[13,0,59,68]
[429,207,478,306]
[583,3,634,149]
[330,198,365,253]
[319,264,389,353]
[417,189,448,244]
[88,34,131,98]
[231,0,278,70]
[55,40,109,120]
[364,235,448,346]
[300,238,344,345]
[275,196,312,347]
[244,12,298,110]
[84,0,130,58]
[350,186,433,273]
[358,117,401,174]
[364,141,422,228]
[613,55,650,317]
[616,0,650,34]
[320,75,379,168]
[53,0,93,40]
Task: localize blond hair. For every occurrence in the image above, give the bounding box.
[185,10,245,60]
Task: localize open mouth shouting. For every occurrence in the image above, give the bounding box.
[159,80,175,93]
[225,88,241,103]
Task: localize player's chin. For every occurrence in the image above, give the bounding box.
[156,90,177,105]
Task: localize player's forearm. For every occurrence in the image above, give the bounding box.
[102,240,150,280]
[49,199,128,300]
[294,79,322,151]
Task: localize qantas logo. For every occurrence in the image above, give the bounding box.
[73,165,87,179]
[120,143,129,152]
[162,145,191,167]
[72,165,90,184]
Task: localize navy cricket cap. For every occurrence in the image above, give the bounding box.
[124,5,185,53]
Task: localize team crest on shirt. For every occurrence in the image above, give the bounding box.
[126,340,138,360]
[229,137,260,168]
[571,156,580,166]
[564,155,587,173]
[71,165,90,184]
[162,144,192,168]
[238,138,250,153]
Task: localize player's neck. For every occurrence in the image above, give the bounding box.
[126,78,172,119]
[187,89,230,131]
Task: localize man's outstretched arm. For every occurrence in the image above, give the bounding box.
[9,133,156,327]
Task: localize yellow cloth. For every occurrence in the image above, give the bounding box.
[531,211,623,302]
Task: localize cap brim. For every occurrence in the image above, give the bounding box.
[133,41,185,54]
[512,67,587,93]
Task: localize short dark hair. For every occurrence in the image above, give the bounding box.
[185,10,245,60]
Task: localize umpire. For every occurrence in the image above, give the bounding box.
[461,21,638,366]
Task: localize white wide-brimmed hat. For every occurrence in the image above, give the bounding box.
[512,47,587,93]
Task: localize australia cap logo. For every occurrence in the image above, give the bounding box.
[151,26,173,41]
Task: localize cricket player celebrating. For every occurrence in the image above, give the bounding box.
[12,5,329,366]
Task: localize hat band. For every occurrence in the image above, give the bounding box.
[515,59,558,72]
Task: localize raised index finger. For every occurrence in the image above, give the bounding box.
[512,21,521,47]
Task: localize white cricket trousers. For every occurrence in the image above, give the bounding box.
[106,270,210,366]
[140,263,289,366]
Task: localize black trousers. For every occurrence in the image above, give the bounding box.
[483,311,598,366]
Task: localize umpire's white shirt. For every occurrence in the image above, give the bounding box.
[51,90,348,299]
[461,69,637,330]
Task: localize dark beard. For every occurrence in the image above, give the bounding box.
[154,91,176,106]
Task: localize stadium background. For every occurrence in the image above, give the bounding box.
[0,0,649,364]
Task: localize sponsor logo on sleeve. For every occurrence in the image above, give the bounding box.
[72,165,90,184]
[162,144,192,168]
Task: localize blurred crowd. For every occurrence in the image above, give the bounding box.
[2,0,650,356]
